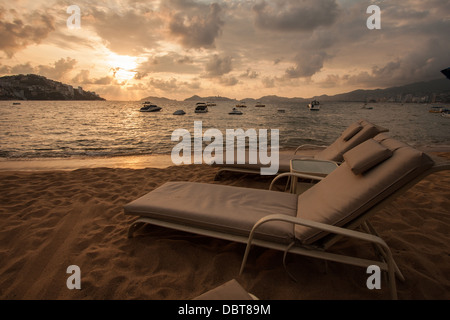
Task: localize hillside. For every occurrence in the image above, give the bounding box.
[0,74,105,101]
[315,78,450,103]
[141,77,449,104]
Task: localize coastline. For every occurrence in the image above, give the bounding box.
[1,146,450,172]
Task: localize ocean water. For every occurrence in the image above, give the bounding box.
[0,100,449,161]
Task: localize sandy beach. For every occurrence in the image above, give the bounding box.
[0,153,449,300]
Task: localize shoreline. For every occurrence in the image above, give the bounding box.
[1,146,450,171]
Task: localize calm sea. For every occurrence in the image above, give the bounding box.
[0,100,449,161]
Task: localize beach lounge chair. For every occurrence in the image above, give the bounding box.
[193,279,258,300]
[214,119,389,179]
[124,134,450,299]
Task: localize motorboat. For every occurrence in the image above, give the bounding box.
[228,107,243,115]
[442,111,450,118]
[195,102,208,113]
[255,102,265,107]
[429,106,445,113]
[12,102,21,105]
[173,110,186,115]
[206,102,216,106]
[236,101,247,108]
[140,101,162,112]
[278,109,285,113]
[308,100,320,111]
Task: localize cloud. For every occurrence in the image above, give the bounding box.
[136,52,201,77]
[219,76,239,86]
[0,62,35,75]
[285,52,328,78]
[147,76,201,92]
[87,6,162,55]
[167,1,224,49]
[252,0,340,32]
[261,76,276,88]
[0,58,77,81]
[72,69,113,85]
[240,68,259,79]
[0,8,55,57]
[37,57,77,80]
[203,54,233,78]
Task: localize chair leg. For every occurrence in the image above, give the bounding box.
[363,221,405,282]
[127,219,146,238]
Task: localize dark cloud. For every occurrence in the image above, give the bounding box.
[167,1,224,49]
[252,0,339,32]
[0,8,55,57]
[203,54,233,78]
[240,68,259,79]
[285,52,328,78]
[87,7,162,55]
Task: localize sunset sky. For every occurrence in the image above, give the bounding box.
[0,0,449,101]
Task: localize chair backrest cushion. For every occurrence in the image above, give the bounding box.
[295,133,434,244]
[314,120,388,162]
[344,139,393,175]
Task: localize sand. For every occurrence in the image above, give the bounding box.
[0,154,449,300]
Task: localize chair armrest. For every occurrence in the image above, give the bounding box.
[269,172,324,191]
[294,144,328,155]
[249,214,388,248]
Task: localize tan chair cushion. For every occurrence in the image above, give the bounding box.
[296,133,434,244]
[342,123,363,141]
[315,119,388,162]
[124,182,298,243]
[344,139,393,175]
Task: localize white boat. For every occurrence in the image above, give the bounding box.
[195,102,208,113]
[206,102,216,106]
[228,107,243,115]
[173,110,186,115]
[140,101,162,112]
[442,111,450,118]
[308,100,320,111]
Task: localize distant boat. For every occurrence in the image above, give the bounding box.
[140,101,162,112]
[278,109,285,113]
[308,100,320,111]
[195,102,208,113]
[236,101,247,108]
[442,111,450,118]
[206,102,216,106]
[255,102,265,107]
[362,104,373,110]
[173,110,186,115]
[228,107,243,115]
[441,67,450,80]
[12,102,21,105]
[429,106,444,113]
